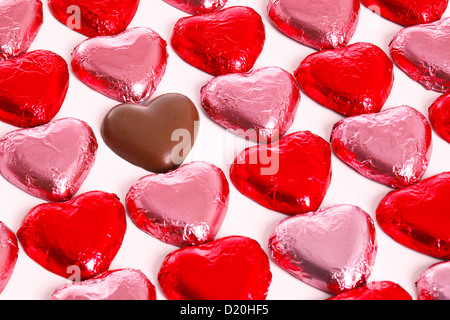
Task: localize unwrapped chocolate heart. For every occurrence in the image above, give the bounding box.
[416,261,450,300]
[268,204,377,294]
[429,93,450,143]
[163,0,227,14]
[0,221,19,294]
[328,281,412,300]
[126,162,229,247]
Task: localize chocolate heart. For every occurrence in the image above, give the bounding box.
[295,42,394,116]
[158,236,272,300]
[0,221,19,294]
[331,106,433,188]
[101,93,199,173]
[0,118,98,202]
[267,0,360,50]
[170,6,265,76]
[361,0,448,26]
[126,162,229,247]
[163,0,227,14]
[328,281,412,300]
[230,131,332,215]
[416,261,450,300]
[17,191,127,280]
[71,27,168,103]
[48,0,140,37]
[268,204,377,294]
[0,50,69,128]
[376,172,450,259]
[390,18,450,93]
[200,66,301,142]
[429,93,450,143]
[0,0,43,60]
[51,268,156,300]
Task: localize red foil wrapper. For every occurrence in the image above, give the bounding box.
[416,261,450,300]
[158,236,272,300]
[328,281,412,300]
[428,93,450,143]
[0,221,19,294]
[170,6,265,76]
[163,0,227,14]
[269,205,377,294]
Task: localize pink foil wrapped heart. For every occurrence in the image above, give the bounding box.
[0,221,19,294]
[331,106,432,188]
[126,162,229,247]
[390,17,450,93]
[71,27,168,103]
[416,261,450,300]
[268,204,377,294]
[163,0,227,14]
[200,66,301,142]
[267,0,360,50]
[0,118,98,202]
[0,0,43,61]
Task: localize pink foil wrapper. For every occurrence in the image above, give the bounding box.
[416,261,450,300]
[163,0,227,14]
[0,221,19,294]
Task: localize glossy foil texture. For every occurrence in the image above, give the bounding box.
[268,205,377,294]
[0,50,69,128]
[267,0,360,50]
[158,236,272,300]
[17,191,127,280]
[0,118,98,202]
[328,281,412,300]
[331,106,433,188]
[0,222,19,294]
[126,162,229,247]
[390,18,450,93]
[295,42,394,116]
[0,0,43,61]
[376,172,450,259]
[51,269,156,300]
[163,0,227,14]
[429,93,450,143]
[416,261,450,300]
[230,131,332,215]
[71,27,168,104]
[201,67,300,142]
[171,6,265,76]
[48,0,140,37]
[361,0,448,26]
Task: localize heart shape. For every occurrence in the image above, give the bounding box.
[390,17,450,93]
[267,0,360,50]
[0,118,98,202]
[125,161,229,247]
[0,50,69,128]
[71,27,168,103]
[230,131,332,215]
[200,66,301,142]
[428,93,450,143]
[17,191,127,280]
[416,261,450,300]
[101,93,199,173]
[51,268,156,300]
[328,281,412,300]
[361,0,448,26]
[158,236,272,300]
[268,204,377,294]
[48,0,140,37]
[163,0,227,14]
[376,172,450,259]
[331,106,433,188]
[0,221,18,294]
[295,42,394,116]
[170,6,265,76]
[0,0,43,60]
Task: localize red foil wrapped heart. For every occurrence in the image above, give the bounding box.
[0,50,69,128]
[48,0,140,37]
[0,0,43,61]
[267,0,360,50]
[126,162,229,247]
[17,191,127,280]
[416,261,450,300]
[376,172,450,259]
[429,93,450,143]
[0,221,19,294]
[230,131,332,215]
[328,281,412,300]
[361,0,448,26]
[295,42,394,116]
[51,268,156,300]
[331,106,432,188]
[158,236,272,300]
[170,6,265,76]
[163,0,227,14]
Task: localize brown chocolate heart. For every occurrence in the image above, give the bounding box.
[101,93,199,173]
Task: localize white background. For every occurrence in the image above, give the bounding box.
[0,0,449,300]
